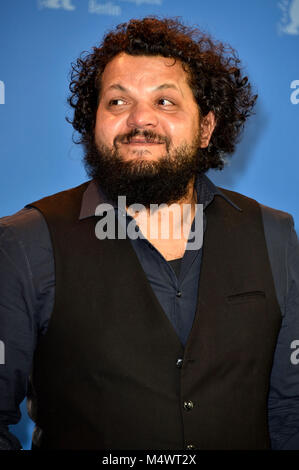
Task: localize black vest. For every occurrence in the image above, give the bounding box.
[27,181,282,450]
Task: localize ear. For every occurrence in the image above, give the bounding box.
[199,111,216,148]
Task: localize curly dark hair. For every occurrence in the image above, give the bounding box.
[67,16,258,171]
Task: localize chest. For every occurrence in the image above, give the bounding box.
[132,206,194,261]
[146,236,187,261]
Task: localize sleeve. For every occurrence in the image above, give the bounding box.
[0,208,55,450]
[266,213,299,450]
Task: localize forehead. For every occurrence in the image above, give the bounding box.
[100,53,191,91]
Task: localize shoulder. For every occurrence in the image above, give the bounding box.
[25,180,92,226]
[259,198,293,242]
[0,207,53,280]
[218,185,294,236]
[0,181,91,242]
[0,207,49,246]
[27,181,91,212]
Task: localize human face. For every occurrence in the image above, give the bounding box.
[94,53,202,162]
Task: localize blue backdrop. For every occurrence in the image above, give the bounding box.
[0,0,298,450]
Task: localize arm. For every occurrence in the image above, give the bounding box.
[263,207,299,450]
[0,208,54,450]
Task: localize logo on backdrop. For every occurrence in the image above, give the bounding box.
[278,0,299,35]
[290,80,299,104]
[88,0,121,15]
[37,0,162,15]
[38,0,76,10]
[0,81,4,104]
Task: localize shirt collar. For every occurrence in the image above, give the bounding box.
[79,172,241,220]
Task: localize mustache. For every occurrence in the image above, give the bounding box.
[113,129,171,151]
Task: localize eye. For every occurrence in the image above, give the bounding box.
[157,98,175,107]
[108,98,127,106]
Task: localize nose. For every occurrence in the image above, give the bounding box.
[126,102,159,129]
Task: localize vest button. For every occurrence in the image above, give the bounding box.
[176,358,183,368]
[186,444,196,450]
[183,400,194,411]
[176,291,182,297]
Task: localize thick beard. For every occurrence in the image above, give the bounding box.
[83,133,204,208]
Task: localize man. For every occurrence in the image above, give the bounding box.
[0,17,299,450]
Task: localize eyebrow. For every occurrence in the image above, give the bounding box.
[107,82,182,95]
